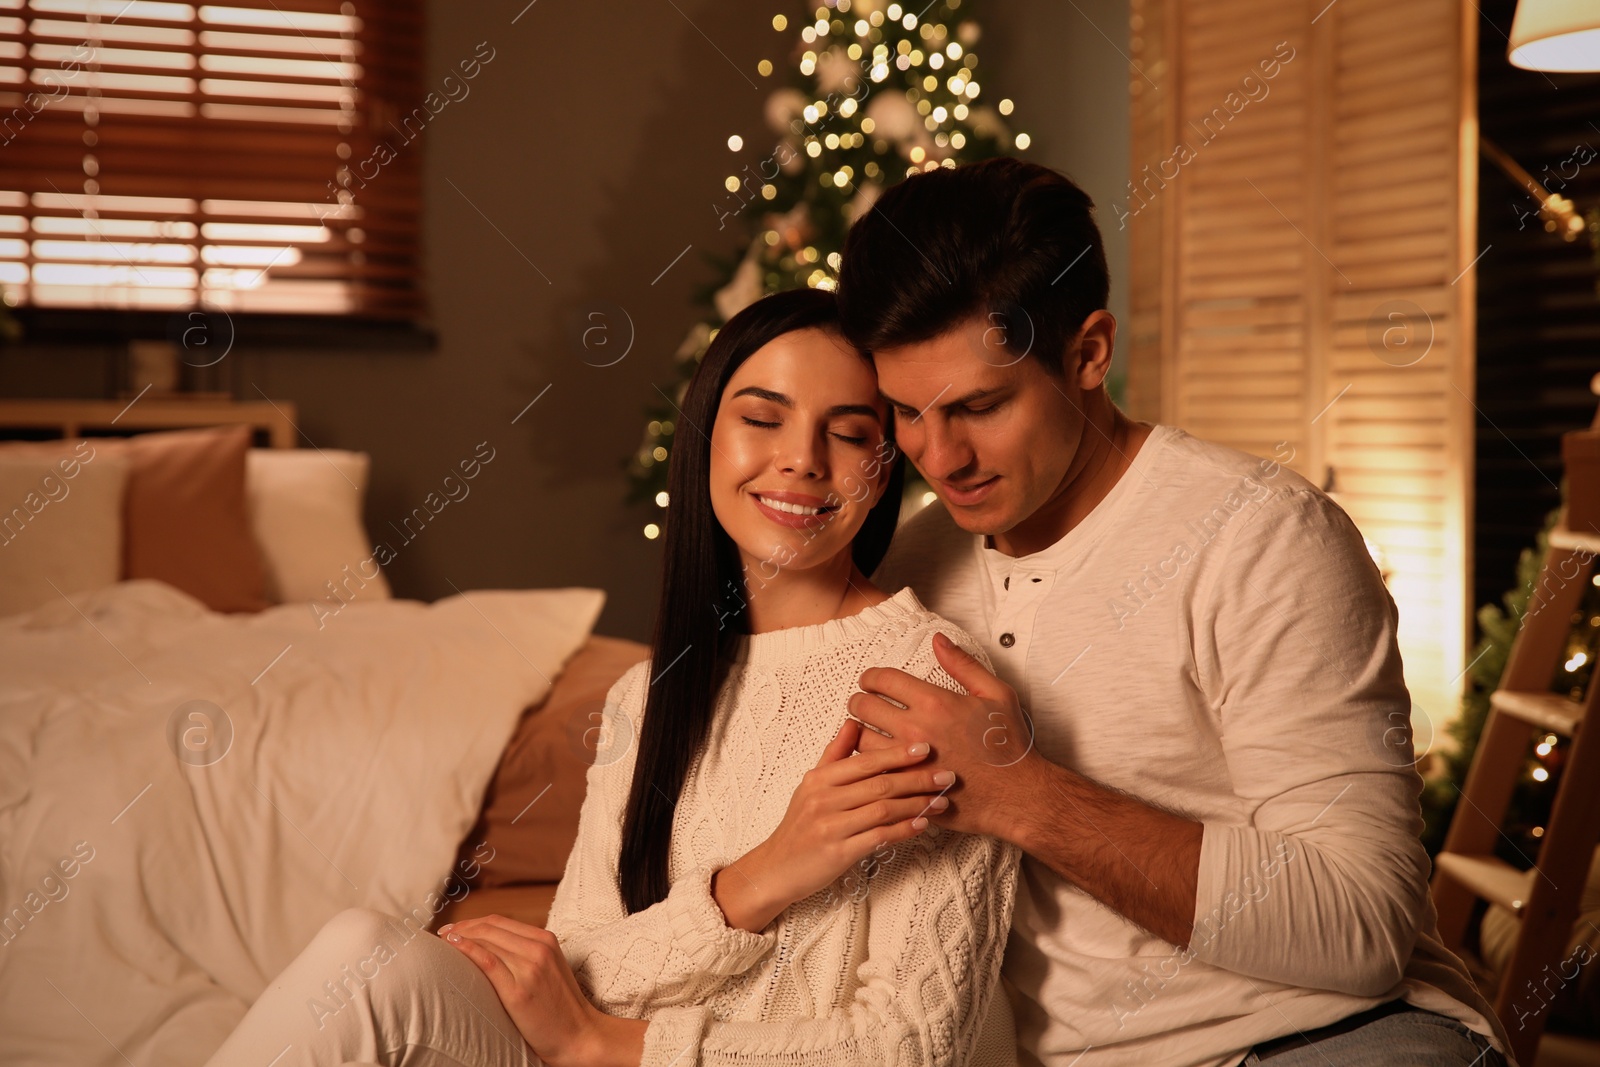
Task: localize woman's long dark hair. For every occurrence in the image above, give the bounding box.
[618,287,906,913]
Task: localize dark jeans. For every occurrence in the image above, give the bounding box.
[1241,1000,1507,1066]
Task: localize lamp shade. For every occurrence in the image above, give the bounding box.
[1508,0,1600,71]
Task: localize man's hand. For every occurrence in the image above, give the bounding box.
[848,631,1039,842]
[849,631,1203,947]
[442,914,646,1067]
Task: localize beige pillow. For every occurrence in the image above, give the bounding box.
[245,448,391,604]
[113,426,269,613]
[0,444,129,616]
[451,634,649,888]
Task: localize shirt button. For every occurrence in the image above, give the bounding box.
[999,632,1015,648]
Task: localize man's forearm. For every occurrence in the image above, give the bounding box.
[1003,754,1202,948]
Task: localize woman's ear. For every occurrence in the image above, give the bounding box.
[866,439,897,508]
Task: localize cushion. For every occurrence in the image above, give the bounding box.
[116,426,268,613]
[0,444,128,616]
[245,448,391,605]
[453,633,650,890]
[434,884,559,932]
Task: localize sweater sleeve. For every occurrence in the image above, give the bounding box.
[637,628,1022,1067]
[1186,487,1433,997]
[545,660,778,1014]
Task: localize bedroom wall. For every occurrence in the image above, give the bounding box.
[0,0,1129,644]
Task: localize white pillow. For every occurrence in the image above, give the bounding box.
[0,448,129,616]
[245,448,392,605]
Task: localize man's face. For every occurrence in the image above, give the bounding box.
[873,316,1087,537]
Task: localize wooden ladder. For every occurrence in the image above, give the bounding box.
[1432,379,1600,1067]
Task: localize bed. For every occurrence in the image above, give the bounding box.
[0,399,646,1066]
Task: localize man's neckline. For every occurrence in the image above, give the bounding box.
[981,423,1177,564]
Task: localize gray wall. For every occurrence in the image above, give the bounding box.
[987,0,1131,398]
[0,0,1128,643]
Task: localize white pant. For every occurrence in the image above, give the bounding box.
[205,908,541,1067]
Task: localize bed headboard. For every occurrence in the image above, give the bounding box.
[0,397,298,448]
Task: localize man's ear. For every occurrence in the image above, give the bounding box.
[1072,310,1117,390]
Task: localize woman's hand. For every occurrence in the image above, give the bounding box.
[440,914,646,1067]
[712,717,953,933]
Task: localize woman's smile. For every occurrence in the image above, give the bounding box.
[750,489,839,528]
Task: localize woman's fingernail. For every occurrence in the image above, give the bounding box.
[912,816,929,830]
[930,796,949,810]
[445,932,462,943]
[438,924,454,935]
[932,770,955,786]
[908,742,929,757]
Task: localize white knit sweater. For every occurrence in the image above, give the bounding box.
[545,586,1021,1067]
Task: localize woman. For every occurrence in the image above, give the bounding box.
[205,288,1019,1067]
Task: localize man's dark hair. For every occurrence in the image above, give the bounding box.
[836,156,1109,377]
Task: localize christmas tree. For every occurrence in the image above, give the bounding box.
[624,0,1028,537]
[1420,506,1598,862]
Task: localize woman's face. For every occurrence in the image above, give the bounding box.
[709,325,893,580]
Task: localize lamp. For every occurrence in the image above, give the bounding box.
[1508,0,1600,72]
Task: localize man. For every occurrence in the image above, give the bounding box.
[835,157,1512,1067]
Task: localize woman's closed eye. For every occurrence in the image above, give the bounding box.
[741,415,873,446]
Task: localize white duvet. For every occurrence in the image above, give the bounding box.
[0,579,604,1066]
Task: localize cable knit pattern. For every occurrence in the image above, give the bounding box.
[545,586,1021,1067]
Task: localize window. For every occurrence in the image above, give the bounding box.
[0,0,424,322]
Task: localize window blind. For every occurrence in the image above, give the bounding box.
[0,0,424,320]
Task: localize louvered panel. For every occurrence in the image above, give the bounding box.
[1334,468,1450,500]
[1339,74,1458,122]
[1184,247,1305,279]
[1341,0,1448,44]
[1334,101,1457,147]
[1338,127,1454,168]
[1175,3,1315,463]
[1337,205,1457,242]
[1334,153,1454,194]
[1336,232,1454,269]
[1130,0,1475,728]
[1334,447,1451,474]
[1180,142,1306,181]
[1184,275,1307,303]
[1185,331,1303,354]
[1338,49,1454,96]
[1124,0,1174,423]
[1321,0,1469,721]
[1183,376,1309,398]
[1331,392,1453,424]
